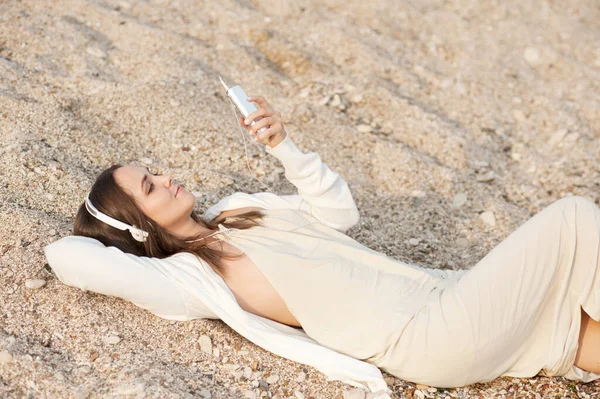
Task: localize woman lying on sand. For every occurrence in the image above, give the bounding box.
[52,96,600,389]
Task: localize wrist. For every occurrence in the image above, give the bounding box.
[266,131,288,149]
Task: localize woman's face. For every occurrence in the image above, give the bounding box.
[113,165,196,231]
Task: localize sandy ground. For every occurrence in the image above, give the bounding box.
[1,0,600,398]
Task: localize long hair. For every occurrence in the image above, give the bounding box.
[73,164,265,279]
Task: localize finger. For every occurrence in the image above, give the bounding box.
[244,108,268,126]
[247,96,267,105]
[249,116,275,136]
[256,123,282,142]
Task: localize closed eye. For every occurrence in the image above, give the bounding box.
[148,182,155,193]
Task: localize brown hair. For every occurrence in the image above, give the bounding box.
[73,164,265,278]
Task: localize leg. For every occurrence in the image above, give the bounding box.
[574,307,600,373]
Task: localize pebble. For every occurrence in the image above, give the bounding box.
[25,279,46,289]
[357,124,372,133]
[294,391,305,399]
[480,211,496,227]
[86,46,108,58]
[243,390,257,399]
[74,386,91,399]
[197,387,212,398]
[198,335,212,355]
[350,94,363,103]
[266,374,279,384]
[296,371,306,382]
[170,99,180,107]
[523,47,540,65]
[0,351,13,363]
[243,366,253,379]
[452,193,467,208]
[409,238,420,246]
[213,347,220,358]
[415,390,426,399]
[140,157,153,165]
[45,193,54,201]
[78,365,91,374]
[512,109,526,122]
[549,128,568,146]
[456,237,469,248]
[476,171,495,182]
[54,372,65,381]
[104,335,121,345]
[223,363,240,371]
[114,382,146,395]
[343,388,366,399]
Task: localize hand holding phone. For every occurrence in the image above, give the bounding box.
[239,96,287,148]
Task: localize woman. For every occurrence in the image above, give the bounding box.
[64,96,600,388]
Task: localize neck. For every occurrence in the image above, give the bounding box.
[169,216,214,240]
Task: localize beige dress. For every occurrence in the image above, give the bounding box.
[222,196,600,388]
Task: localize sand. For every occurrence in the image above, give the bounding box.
[1,0,599,397]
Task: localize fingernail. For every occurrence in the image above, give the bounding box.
[244,118,250,125]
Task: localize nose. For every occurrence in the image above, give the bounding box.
[162,175,172,187]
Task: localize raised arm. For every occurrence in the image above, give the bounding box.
[44,236,218,320]
[202,134,360,233]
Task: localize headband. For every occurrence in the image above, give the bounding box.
[84,193,149,242]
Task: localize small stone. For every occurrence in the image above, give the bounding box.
[45,193,54,201]
[79,365,91,374]
[343,388,366,399]
[54,372,65,381]
[296,371,306,382]
[213,347,220,358]
[350,94,363,103]
[0,351,13,363]
[243,390,257,399]
[456,237,469,248]
[294,391,305,399]
[330,94,342,107]
[452,193,467,208]
[198,387,212,399]
[476,171,495,182]
[549,128,568,146]
[114,382,146,395]
[357,124,372,133]
[140,157,153,165]
[512,109,526,121]
[105,335,121,345]
[523,47,540,65]
[223,363,240,371]
[414,390,425,399]
[266,374,279,384]
[170,99,180,107]
[25,279,46,289]
[86,46,107,58]
[198,335,212,355]
[480,211,496,227]
[409,238,420,246]
[243,366,253,379]
[74,386,91,399]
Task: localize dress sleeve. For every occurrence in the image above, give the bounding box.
[44,236,219,320]
[202,134,360,233]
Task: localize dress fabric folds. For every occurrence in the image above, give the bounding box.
[223,196,600,388]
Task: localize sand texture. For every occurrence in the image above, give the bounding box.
[1,0,600,397]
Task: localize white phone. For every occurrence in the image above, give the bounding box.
[219,76,268,134]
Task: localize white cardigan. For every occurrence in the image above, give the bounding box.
[44,134,392,398]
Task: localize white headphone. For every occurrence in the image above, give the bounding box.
[84,193,149,242]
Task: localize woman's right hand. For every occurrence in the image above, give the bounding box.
[238,96,287,148]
